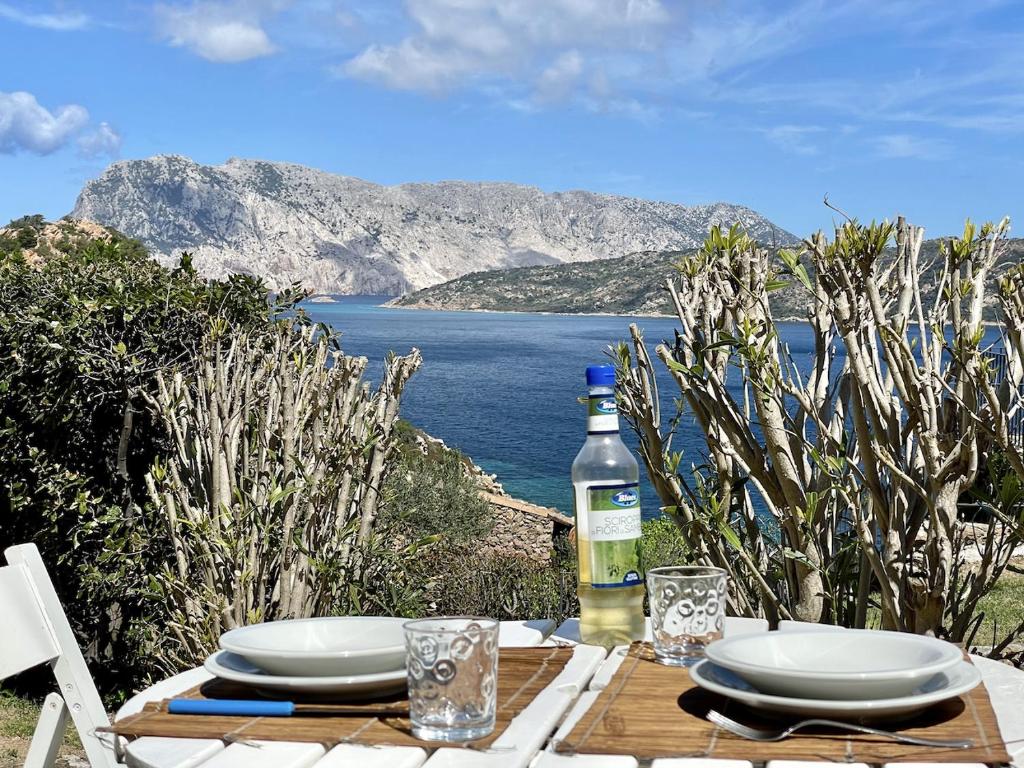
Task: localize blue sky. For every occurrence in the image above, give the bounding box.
[1,0,1022,238]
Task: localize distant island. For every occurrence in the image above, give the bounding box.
[392,238,1024,319]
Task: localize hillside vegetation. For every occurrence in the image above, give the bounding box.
[394,236,1024,319]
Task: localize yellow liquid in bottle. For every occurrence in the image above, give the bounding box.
[577,539,645,646]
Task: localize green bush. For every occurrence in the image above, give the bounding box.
[416,541,579,625]
[640,516,690,570]
[384,445,494,542]
[0,217,291,698]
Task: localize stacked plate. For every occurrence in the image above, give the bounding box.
[691,628,981,718]
[204,616,409,697]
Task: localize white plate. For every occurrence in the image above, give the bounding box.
[705,629,963,700]
[690,659,982,719]
[204,650,408,698]
[219,616,407,677]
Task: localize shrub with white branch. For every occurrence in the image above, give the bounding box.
[142,320,421,666]
[617,217,1023,647]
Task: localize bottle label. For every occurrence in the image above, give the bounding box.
[585,482,642,588]
[587,395,619,433]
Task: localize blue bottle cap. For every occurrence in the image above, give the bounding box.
[586,364,616,387]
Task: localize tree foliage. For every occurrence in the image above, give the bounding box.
[0,216,298,696]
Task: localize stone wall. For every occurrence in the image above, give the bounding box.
[476,491,574,563]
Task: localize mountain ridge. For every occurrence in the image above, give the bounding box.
[71,155,796,294]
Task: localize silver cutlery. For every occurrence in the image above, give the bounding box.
[706,709,973,749]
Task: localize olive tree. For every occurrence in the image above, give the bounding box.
[617,216,1023,642]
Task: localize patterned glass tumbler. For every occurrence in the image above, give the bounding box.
[403,617,499,742]
[647,566,728,666]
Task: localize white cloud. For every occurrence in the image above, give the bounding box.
[0,91,120,158]
[873,133,951,160]
[341,0,671,102]
[0,3,89,31]
[0,91,89,155]
[77,122,122,158]
[535,51,583,103]
[156,2,280,62]
[763,125,823,156]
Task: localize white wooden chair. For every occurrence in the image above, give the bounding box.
[1,543,119,767]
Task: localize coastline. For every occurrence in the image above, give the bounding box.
[381,299,808,324]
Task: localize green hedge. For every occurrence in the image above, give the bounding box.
[0,217,291,698]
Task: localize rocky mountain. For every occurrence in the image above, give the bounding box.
[393,239,1024,319]
[71,155,796,294]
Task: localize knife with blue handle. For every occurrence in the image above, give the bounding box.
[167,699,406,717]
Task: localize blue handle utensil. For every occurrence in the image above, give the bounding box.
[167,698,406,717]
[168,699,295,717]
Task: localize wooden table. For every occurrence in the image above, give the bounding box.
[114,619,1024,768]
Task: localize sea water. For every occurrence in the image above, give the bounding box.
[304,296,825,517]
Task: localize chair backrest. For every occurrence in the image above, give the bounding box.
[3,544,117,767]
[0,561,61,680]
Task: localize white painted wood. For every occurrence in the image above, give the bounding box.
[586,648,630,691]
[974,656,1024,767]
[881,763,987,768]
[499,620,555,647]
[118,668,214,719]
[317,744,428,767]
[120,669,221,768]
[200,742,324,768]
[549,690,601,743]
[652,760,753,768]
[532,754,637,767]
[24,692,68,768]
[584,616,768,692]
[423,644,607,768]
[5,544,118,767]
[723,617,769,636]
[125,738,224,768]
[0,564,60,679]
[549,619,581,645]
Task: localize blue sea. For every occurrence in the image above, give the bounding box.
[305,296,823,519]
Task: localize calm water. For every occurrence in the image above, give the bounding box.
[305,297,822,518]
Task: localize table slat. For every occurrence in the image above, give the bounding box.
[532,754,637,767]
[652,760,754,768]
[974,655,1024,767]
[123,737,223,768]
[316,745,428,767]
[421,645,608,768]
[585,616,769,692]
[500,619,556,646]
[199,741,325,768]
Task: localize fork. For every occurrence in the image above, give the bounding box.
[706,709,973,749]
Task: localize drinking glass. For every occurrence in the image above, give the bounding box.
[647,566,727,666]
[403,616,499,742]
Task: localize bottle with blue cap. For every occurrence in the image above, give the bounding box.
[571,364,645,646]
